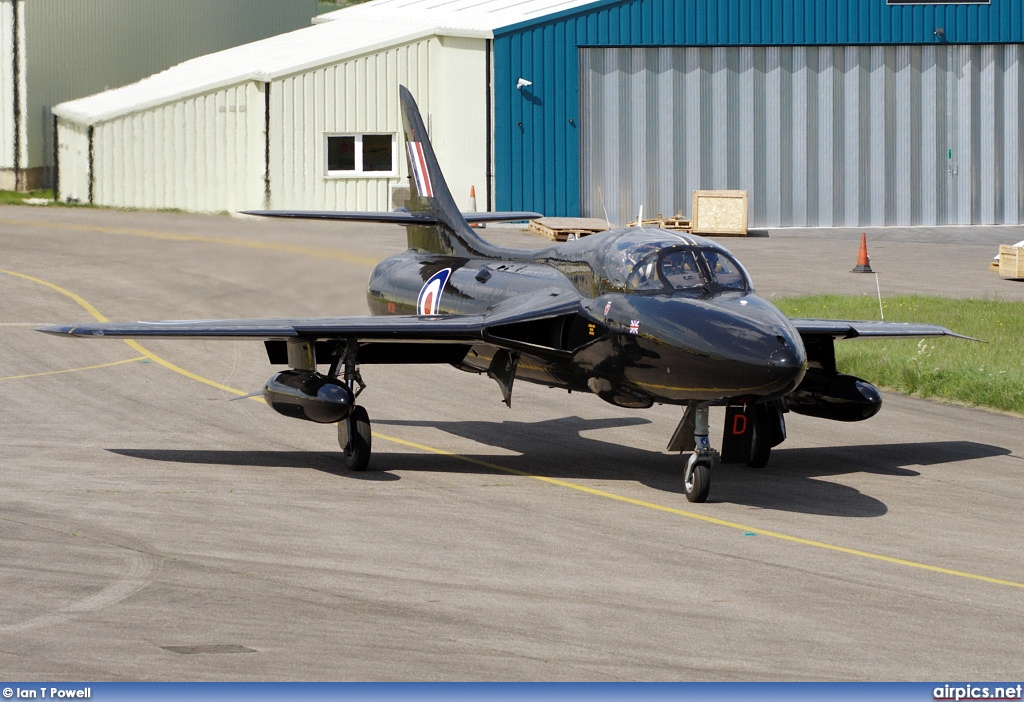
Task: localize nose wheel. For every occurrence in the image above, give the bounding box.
[683,453,712,502]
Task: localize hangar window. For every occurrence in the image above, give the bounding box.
[325,134,396,176]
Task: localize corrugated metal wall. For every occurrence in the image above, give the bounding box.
[429,36,489,212]
[0,0,16,174]
[579,44,1024,227]
[494,0,1024,218]
[87,82,265,211]
[54,118,89,203]
[269,41,432,212]
[56,35,488,213]
[0,0,26,187]
[22,0,316,175]
[268,37,487,212]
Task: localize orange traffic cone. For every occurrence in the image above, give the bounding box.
[852,233,873,273]
[468,185,484,228]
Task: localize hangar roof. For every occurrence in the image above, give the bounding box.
[53,0,601,125]
[314,0,600,31]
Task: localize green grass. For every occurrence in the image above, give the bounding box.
[0,189,54,205]
[775,294,1024,415]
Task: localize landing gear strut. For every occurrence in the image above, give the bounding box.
[331,343,372,471]
[669,402,717,503]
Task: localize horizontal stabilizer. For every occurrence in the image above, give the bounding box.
[243,210,542,225]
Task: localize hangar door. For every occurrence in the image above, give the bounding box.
[580,45,1024,228]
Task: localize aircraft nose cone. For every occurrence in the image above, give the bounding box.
[767,334,805,368]
[763,330,807,395]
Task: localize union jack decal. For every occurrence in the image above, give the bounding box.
[629,320,640,334]
[407,142,434,198]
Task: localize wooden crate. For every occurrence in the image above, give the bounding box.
[691,190,748,236]
[529,217,610,241]
[998,245,1024,279]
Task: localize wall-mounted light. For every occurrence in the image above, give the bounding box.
[516,78,532,90]
[934,27,944,37]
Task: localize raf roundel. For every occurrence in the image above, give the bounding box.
[417,268,452,315]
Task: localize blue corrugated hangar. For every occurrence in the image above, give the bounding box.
[56,0,1024,229]
[494,0,1024,227]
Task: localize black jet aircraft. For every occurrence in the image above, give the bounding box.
[41,86,969,502]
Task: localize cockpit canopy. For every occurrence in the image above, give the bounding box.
[600,229,751,295]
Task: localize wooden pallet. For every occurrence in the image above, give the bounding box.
[529,217,610,241]
[627,212,692,231]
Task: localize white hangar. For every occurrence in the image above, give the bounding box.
[0,0,317,191]
[52,0,597,213]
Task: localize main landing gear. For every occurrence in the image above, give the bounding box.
[331,345,372,471]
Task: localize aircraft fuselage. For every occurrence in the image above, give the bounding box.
[366,227,807,408]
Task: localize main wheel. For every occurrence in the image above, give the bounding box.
[340,405,372,471]
[747,417,771,468]
[684,459,711,503]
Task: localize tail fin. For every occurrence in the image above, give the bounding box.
[398,86,496,257]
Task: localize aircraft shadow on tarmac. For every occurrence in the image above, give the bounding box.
[108,415,1010,518]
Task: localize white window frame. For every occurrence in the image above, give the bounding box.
[324,133,397,178]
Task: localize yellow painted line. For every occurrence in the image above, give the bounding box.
[0,217,380,268]
[2,269,111,322]
[121,339,264,402]
[0,355,146,382]
[13,268,1024,591]
[2,269,261,402]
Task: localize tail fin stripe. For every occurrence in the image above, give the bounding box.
[407,142,434,198]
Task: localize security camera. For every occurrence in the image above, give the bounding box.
[516,78,532,90]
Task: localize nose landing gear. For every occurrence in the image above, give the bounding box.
[670,400,789,501]
[669,402,718,503]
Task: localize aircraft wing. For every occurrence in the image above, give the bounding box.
[39,294,583,358]
[791,319,977,341]
[40,315,496,340]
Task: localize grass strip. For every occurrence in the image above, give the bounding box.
[775,294,1024,415]
[0,189,54,205]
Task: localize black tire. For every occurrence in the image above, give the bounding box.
[684,460,711,503]
[343,405,372,471]
[747,419,771,468]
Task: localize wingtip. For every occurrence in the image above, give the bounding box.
[37,324,77,335]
